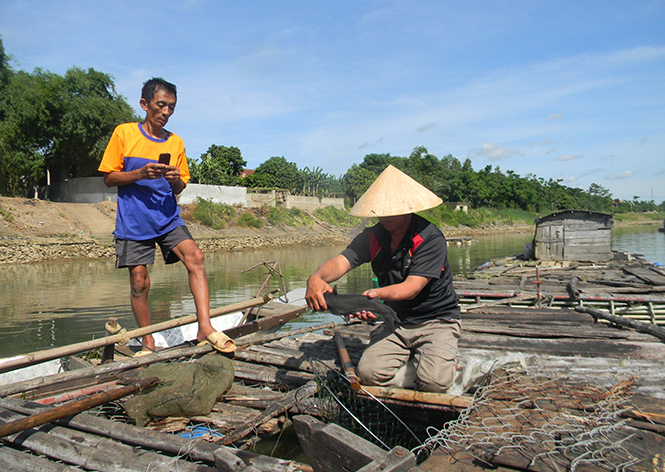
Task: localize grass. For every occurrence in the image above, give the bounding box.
[313,206,362,227]
[237,212,263,228]
[421,206,537,228]
[613,212,664,223]
[183,199,663,232]
[266,206,313,227]
[190,198,236,229]
[0,207,14,223]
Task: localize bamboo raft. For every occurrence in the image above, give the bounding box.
[454,253,665,325]
[2,256,665,471]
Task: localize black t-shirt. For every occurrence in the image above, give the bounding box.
[341,214,460,324]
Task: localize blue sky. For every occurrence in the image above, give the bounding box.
[1,1,664,202]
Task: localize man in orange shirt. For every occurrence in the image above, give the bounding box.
[98,78,234,356]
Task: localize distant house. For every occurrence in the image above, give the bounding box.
[444,202,469,213]
[239,169,254,178]
[533,210,614,261]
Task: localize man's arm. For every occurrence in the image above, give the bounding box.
[305,254,352,311]
[350,275,430,322]
[364,275,430,302]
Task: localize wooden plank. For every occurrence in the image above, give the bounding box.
[220,381,318,446]
[233,360,314,388]
[293,415,421,472]
[0,445,82,472]
[0,397,308,471]
[623,265,665,286]
[457,332,661,359]
[0,408,215,472]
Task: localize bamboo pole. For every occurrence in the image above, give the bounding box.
[334,331,360,391]
[0,377,158,438]
[359,385,471,409]
[0,295,271,375]
[235,321,339,347]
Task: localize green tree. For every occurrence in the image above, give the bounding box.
[342,164,376,203]
[190,144,246,185]
[248,156,303,193]
[0,65,136,195]
[301,166,327,196]
[0,36,11,92]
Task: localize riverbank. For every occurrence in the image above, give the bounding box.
[0,196,657,264]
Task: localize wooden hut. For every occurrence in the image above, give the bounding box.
[533,209,614,261]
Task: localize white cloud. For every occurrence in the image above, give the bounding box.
[467,143,522,162]
[546,113,563,121]
[606,170,634,180]
[557,154,582,161]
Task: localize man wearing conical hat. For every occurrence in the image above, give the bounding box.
[306,165,461,393]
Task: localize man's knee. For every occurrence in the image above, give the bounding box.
[357,346,404,387]
[129,269,150,297]
[416,359,457,393]
[180,243,205,269]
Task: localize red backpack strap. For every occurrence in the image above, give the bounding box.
[368,232,382,261]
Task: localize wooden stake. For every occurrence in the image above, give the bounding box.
[0,377,158,438]
[334,331,360,391]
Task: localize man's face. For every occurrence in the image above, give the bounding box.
[378,214,411,233]
[140,88,176,130]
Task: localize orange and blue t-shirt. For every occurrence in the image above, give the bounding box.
[98,122,190,241]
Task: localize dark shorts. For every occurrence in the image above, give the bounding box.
[115,225,193,268]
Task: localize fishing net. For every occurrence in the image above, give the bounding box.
[309,359,454,461]
[123,353,234,427]
[415,363,646,471]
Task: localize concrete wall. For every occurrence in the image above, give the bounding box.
[47,177,345,212]
[247,190,276,208]
[285,195,344,211]
[178,183,247,206]
[49,177,117,203]
[285,195,345,211]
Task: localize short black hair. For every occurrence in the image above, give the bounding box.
[141,77,177,102]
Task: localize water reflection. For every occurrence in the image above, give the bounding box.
[1,224,661,357]
[612,223,664,265]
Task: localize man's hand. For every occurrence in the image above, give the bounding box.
[351,310,378,322]
[162,165,181,183]
[305,254,352,312]
[305,275,332,312]
[141,162,171,180]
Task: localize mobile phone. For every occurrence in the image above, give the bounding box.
[158,153,171,165]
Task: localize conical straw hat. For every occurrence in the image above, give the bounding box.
[350,165,443,217]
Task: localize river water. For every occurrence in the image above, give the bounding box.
[1,224,662,358]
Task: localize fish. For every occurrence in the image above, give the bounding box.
[323,285,400,331]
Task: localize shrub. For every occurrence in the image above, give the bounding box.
[238,211,262,228]
[314,206,362,227]
[191,198,236,229]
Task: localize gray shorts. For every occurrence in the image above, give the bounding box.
[115,225,193,268]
